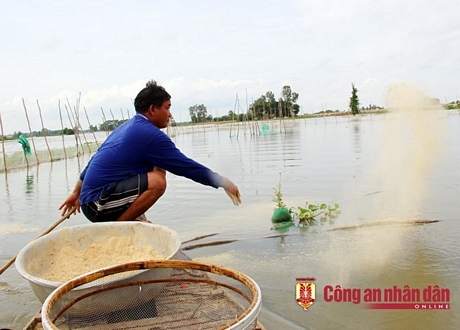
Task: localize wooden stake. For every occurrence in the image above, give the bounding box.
[181,234,290,251]
[22,99,39,164]
[66,97,85,155]
[64,102,78,155]
[327,220,440,231]
[73,93,91,153]
[58,100,68,159]
[0,113,7,172]
[36,99,53,162]
[181,233,218,244]
[84,107,99,149]
[101,107,109,136]
[109,108,116,130]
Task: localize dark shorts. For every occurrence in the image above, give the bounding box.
[81,173,148,222]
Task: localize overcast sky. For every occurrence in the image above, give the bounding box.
[1,0,459,134]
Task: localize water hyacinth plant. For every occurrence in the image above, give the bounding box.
[291,201,340,227]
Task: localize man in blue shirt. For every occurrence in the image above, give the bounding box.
[59,80,241,222]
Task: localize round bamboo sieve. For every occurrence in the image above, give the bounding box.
[42,259,262,330]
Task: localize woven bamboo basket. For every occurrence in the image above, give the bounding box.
[41,259,262,330]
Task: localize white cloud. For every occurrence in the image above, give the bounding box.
[1,0,459,133]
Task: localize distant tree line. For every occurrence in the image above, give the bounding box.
[188,85,301,123]
[5,86,455,140]
[249,85,300,119]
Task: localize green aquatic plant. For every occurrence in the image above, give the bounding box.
[291,202,340,226]
[272,173,286,208]
[270,174,340,231]
[271,173,292,224]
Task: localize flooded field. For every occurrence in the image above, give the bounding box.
[1,111,459,329]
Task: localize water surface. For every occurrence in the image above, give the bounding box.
[1,112,459,329]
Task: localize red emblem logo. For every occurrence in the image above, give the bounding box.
[296,282,316,311]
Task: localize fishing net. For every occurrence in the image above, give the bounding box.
[0,133,104,172]
[0,143,100,171]
[41,260,262,330]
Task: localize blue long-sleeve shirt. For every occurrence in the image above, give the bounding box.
[79,114,223,205]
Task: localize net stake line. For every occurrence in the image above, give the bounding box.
[181,220,441,251]
[0,206,77,275]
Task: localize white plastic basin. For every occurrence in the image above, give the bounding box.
[15,222,181,312]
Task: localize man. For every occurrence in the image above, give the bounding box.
[59,80,241,222]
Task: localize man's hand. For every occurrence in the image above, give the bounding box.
[59,179,83,216]
[59,192,81,216]
[220,177,241,206]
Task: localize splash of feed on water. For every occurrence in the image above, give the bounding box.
[370,83,446,219]
[329,83,447,282]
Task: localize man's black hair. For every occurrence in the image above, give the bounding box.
[134,80,171,113]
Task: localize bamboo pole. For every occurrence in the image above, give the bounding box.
[250,97,260,136]
[246,89,257,136]
[181,233,218,244]
[101,107,109,136]
[84,107,99,149]
[229,93,237,138]
[77,120,91,153]
[173,118,179,137]
[64,103,79,156]
[182,233,290,251]
[24,148,29,168]
[278,101,286,134]
[66,97,85,155]
[73,93,91,153]
[109,108,116,130]
[327,220,440,231]
[73,100,91,154]
[58,100,68,159]
[36,100,53,162]
[236,96,248,136]
[236,93,240,139]
[0,113,7,172]
[22,99,39,164]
